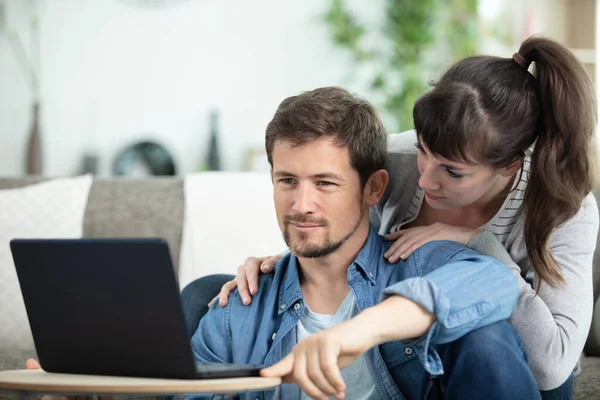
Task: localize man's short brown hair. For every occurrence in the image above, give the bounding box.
[265,87,388,186]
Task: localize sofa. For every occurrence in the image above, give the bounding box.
[0,175,598,399]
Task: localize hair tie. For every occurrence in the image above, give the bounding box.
[513,53,531,70]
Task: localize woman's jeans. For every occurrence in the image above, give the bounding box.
[541,374,574,400]
[181,275,574,400]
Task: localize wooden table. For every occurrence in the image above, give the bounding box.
[0,369,281,399]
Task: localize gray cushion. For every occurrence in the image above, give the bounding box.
[82,178,184,273]
[0,176,185,273]
[0,176,47,190]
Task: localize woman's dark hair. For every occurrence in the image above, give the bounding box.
[413,36,597,290]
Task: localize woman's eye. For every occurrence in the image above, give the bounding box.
[445,168,463,179]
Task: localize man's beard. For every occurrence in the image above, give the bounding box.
[282,208,363,258]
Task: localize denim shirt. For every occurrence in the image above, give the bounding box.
[190,225,518,400]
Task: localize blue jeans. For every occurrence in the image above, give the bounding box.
[182,275,566,399]
[430,321,540,399]
[541,374,574,400]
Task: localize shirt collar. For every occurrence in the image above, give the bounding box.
[276,224,383,315]
[352,224,383,285]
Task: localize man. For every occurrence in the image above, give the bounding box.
[192,87,539,400]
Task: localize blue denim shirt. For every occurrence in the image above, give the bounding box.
[190,225,518,400]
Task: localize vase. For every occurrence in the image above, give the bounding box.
[25,101,42,175]
[206,110,221,171]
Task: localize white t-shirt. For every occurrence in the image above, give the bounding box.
[296,292,381,400]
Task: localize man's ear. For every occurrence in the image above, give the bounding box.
[499,158,523,177]
[364,169,389,207]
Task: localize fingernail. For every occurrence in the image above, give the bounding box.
[384,252,389,258]
[250,287,256,294]
[400,254,405,260]
[242,297,249,305]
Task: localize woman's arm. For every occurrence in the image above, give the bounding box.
[467,193,599,390]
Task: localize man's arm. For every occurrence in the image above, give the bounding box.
[260,296,434,400]
[377,241,518,376]
[382,241,518,343]
[261,242,518,399]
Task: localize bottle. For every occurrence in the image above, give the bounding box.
[25,101,42,175]
[206,110,221,171]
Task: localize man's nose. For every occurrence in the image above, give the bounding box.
[292,183,317,214]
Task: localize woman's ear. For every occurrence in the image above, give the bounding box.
[500,158,523,177]
[364,169,389,206]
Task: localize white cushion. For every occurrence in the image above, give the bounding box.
[0,175,93,352]
[179,172,288,289]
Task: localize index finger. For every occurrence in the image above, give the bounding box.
[26,359,41,369]
[217,280,238,307]
[320,344,346,394]
[260,353,295,381]
[235,265,252,305]
[384,230,405,241]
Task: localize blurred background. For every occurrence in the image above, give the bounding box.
[0,0,597,178]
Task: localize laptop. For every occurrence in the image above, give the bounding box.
[10,238,262,379]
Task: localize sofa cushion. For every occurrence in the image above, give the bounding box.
[178,172,287,289]
[82,178,184,274]
[0,175,92,352]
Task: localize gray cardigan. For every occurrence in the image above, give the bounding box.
[370,131,599,390]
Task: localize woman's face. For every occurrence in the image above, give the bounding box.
[416,140,503,210]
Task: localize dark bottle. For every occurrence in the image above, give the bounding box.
[25,101,43,175]
[206,110,221,171]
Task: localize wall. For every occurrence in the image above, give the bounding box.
[0,0,380,176]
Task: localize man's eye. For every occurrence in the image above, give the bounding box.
[280,178,295,184]
[318,181,334,186]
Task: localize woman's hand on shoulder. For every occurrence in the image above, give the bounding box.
[384,223,479,263]
[209,255,282,307]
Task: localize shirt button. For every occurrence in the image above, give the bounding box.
[280,304,286,310]
[294,303,301,310]
[405,347,413,355]
[272,333,277,340]
[254,397,260,400]
[368,272,373,278]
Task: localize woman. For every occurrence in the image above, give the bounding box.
[209,36,599,398]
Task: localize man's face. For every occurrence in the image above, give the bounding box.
[271,137,366,258]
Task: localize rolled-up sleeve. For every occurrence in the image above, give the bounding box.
[382,241,518,375]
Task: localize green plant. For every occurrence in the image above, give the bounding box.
[324,0,479,132]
